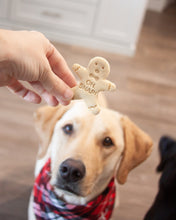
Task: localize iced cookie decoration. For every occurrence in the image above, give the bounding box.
[72,57,116,115]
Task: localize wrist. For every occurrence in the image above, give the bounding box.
[0,30,15,84]
[0,29,14,62]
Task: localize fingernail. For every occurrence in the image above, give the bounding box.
[63,88,73,100]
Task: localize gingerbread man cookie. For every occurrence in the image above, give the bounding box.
[72,57,116,115]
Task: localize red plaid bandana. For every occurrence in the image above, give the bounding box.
[33,158,116,220]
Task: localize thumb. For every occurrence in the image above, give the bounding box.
[40,67,74,105]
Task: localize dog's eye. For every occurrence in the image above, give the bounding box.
[102,137,114,147]
[62,124,73,135]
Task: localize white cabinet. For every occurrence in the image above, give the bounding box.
[0,0,148,56]
[10,0,97,35]
[94,0,148,48]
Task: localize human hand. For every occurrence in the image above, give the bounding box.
[0,29,77,106]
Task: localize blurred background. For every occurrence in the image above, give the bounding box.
[0,0,176,219]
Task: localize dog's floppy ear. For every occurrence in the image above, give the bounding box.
[117,116,153,184]
[34,104,72,159]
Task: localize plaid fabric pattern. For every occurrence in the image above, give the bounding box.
[33,158,116,220]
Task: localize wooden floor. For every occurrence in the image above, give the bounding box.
[0,5,176,220]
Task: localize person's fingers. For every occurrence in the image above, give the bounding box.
[30,81,59,106]
[46,45,77,88]
[7,78,41,104]
[38,55,74,105]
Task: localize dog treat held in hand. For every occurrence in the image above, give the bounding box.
[72,57,116,115]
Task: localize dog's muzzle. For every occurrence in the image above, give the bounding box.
[33,158,116,220]
[56,158,86,195]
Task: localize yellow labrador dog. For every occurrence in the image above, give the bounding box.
[28,100,152,220]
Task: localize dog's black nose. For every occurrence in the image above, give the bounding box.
[59,158,86,182]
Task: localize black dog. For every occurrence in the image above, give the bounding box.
[144,136,176,220]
